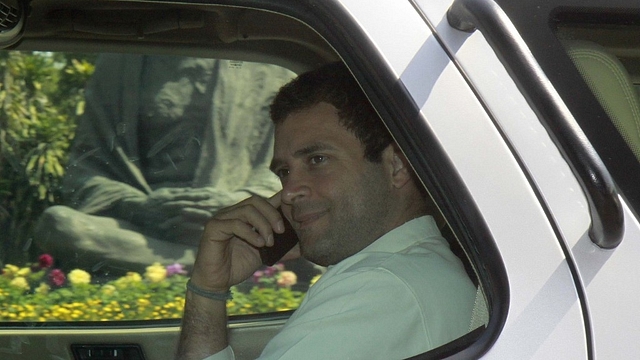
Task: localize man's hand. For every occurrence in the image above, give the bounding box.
[176,192,285,360]
[189,191,285,293]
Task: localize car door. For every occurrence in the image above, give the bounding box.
[355,0,587,357]
[428,0,640,358]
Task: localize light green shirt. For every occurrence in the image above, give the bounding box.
[206,216,477,359]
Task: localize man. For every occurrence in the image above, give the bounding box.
[176,62,477,359]
[34,55,294,272]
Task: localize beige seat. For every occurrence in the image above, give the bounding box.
[564,40,640,161]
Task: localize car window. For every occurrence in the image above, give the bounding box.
[553,13,640,215]
[0,50,323,322]
[557,24,640,162]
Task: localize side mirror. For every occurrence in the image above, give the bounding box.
[0,0,25,48]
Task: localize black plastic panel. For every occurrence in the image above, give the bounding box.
[71,344,145,360]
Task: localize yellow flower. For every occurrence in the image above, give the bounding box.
[144,263,167,283]
[101,284,116,295]
[276,271,297,288]
[68,269,91,285]
[17,267,31,277]
[127,272,142,282]
[114,272,142,286]
[35,282,50,294]
[9,276,29,290]
[2,264,19,278]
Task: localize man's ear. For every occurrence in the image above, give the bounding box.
[383,144,412,189]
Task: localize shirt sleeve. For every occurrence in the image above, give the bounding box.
[202,346,235,360]
[257,268,433,360]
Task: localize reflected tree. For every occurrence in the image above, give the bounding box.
[0,51,95,264]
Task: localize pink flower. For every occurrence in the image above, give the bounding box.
[38,254,54,269]
[264,266,278,277]
[166,263,187,277]
[252,270,264,283]
[48,269,66,287]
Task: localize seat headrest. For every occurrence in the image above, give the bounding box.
[564,39,640,161]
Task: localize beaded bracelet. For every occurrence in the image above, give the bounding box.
[186,279,232,301]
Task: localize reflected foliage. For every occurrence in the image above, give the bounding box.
[0,256,309,321]
[0,51,96,264]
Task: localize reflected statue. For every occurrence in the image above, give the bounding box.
[34,54,294,273]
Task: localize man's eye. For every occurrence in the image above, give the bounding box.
[309,155,327,165]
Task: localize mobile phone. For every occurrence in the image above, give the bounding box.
[259,209,299,266]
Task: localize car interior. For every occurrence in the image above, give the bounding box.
[0,0,488,359]
[557,23,640,162]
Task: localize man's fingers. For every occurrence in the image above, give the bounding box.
[266,192,285,235]
[206,200,280,247]
[215,195,285,240]
[205,218,267,248]
[190,194,284,292]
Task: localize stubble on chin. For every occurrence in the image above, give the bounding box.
[296,223,344,267]
[298,221,365,267]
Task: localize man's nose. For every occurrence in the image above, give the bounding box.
[281,172,311,205]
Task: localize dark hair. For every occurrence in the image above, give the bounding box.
[270,62,393,162]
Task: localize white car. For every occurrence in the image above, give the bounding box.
[0,0,638,359]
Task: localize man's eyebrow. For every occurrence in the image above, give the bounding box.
[270,142,336,172]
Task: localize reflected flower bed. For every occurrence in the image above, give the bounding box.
[0,255,311,321]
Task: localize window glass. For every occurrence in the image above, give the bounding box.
[0,51,322,322]
[557,23,640,162]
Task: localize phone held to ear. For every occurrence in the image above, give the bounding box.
[259,209,299,266]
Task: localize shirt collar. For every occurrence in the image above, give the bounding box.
[358,215,444,254]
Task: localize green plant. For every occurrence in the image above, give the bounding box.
[228,264,306,315]
[0,256,310,321]
[0,51,96,264]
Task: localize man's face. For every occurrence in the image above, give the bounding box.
[271,102,394,266]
